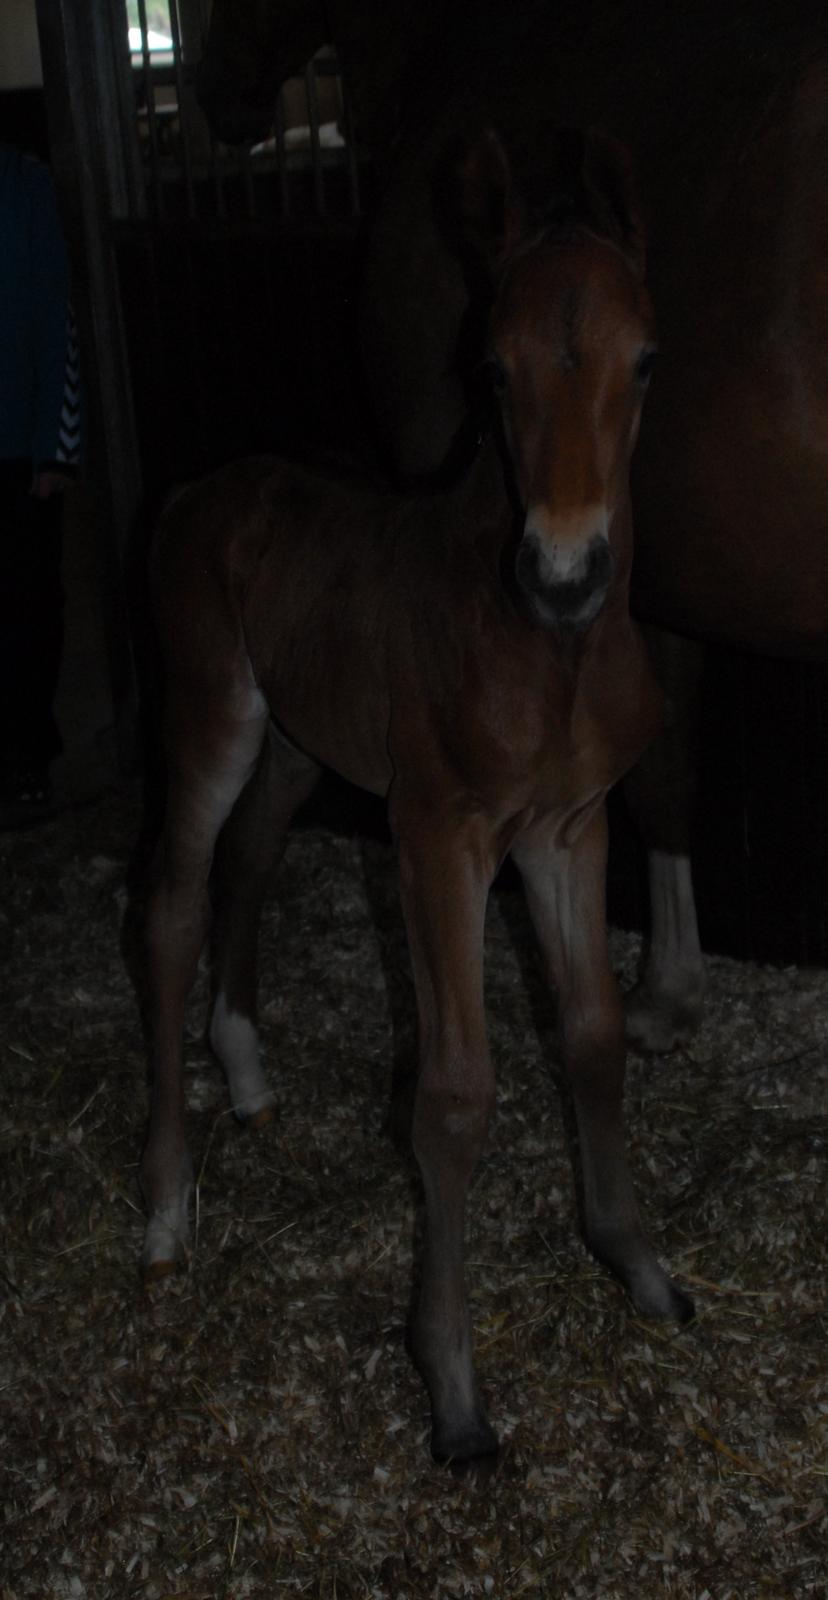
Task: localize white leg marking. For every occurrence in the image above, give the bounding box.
[626,849,706,1052]
[142,1188,191,1273]
[210,991,276,1121]
[646,849,704,987]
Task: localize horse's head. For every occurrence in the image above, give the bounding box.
[449,130,656,632]
[197,0,328,145]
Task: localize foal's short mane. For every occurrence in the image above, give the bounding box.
[498,211,639,278]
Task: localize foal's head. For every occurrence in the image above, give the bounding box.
[451,130,656,630]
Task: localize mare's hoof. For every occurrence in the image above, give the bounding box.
[625,983,704,1053]
[431,1417,500,1476]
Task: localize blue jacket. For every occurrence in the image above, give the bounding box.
[0,144,81,471]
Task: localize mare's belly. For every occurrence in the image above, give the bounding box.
[633,360,828,659]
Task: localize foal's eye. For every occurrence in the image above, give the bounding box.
[635,348,659,387]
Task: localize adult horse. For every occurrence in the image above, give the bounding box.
[198,0,828,1049]
[143,132,691,1466]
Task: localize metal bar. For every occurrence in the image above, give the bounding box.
[239,141,256,220]
[339,74,362,218]
[211,134,228,220]
[183,235,212,472]
[104,0,147,219]
[275,92,291,217]
[134,0,163,217]
[184,0,229,222]
[167,0,196,218]
[304,60,325,217]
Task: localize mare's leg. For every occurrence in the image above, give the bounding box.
[623,626,706,1051]
[512,807,693,1322]
[394,808,499,1466]
[141,688,269,1278]
[209,725,321,1125]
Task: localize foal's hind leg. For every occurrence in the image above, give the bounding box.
[512,807,693,1323]
[142,691,269,1278]
[209,725,321,1125]
[394,808,499,1468]
[623,626,706,1051]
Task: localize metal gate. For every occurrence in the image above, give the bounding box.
[125,1,362,226]
[35,0,367,758]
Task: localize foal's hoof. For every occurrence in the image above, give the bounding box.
[632,1273,695,1326]
[591,1229,695,1325]
[625,981,704,1053]
[141,1205,188,1283]
[142,1255,179,1285]
[232,1085,278,1130]
[243,1101,277,1133]
[431,1416,500,1477]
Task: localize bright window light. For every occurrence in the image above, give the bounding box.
[126,1,173,58]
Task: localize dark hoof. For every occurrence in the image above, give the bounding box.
[630,1272,695,1326]
[431,1417,500,1476]
[447,1445,500,1483]
[625,983,704,1053]
[142,1255,179,1286]
[245,1103,277,1133]
[590,1231,695,1325]
[141,1201,190,1281]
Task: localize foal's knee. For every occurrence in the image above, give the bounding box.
[561,994,626,1093]
[412,1074,495,1174]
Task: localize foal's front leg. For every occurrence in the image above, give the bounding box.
[512,807,694,1322]
[395,811,499,1466]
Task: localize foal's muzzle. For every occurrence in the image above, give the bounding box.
[515,523,615,631]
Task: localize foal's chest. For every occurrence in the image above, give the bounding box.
[391,605,660,822]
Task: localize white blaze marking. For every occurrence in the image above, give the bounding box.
[524,503,609,584]
[142,1193,190,1269]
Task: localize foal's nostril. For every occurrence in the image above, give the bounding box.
[515,531,615,629]
[579,534,615,593]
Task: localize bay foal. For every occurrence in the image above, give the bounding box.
[142,132,692,1466]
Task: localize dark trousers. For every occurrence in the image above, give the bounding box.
[0,459,64,776]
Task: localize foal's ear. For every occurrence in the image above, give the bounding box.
[436,129,527,277]
[581,130,647,277]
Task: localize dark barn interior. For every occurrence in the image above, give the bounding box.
[4,1,828,967]
[1,4,827,1596]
